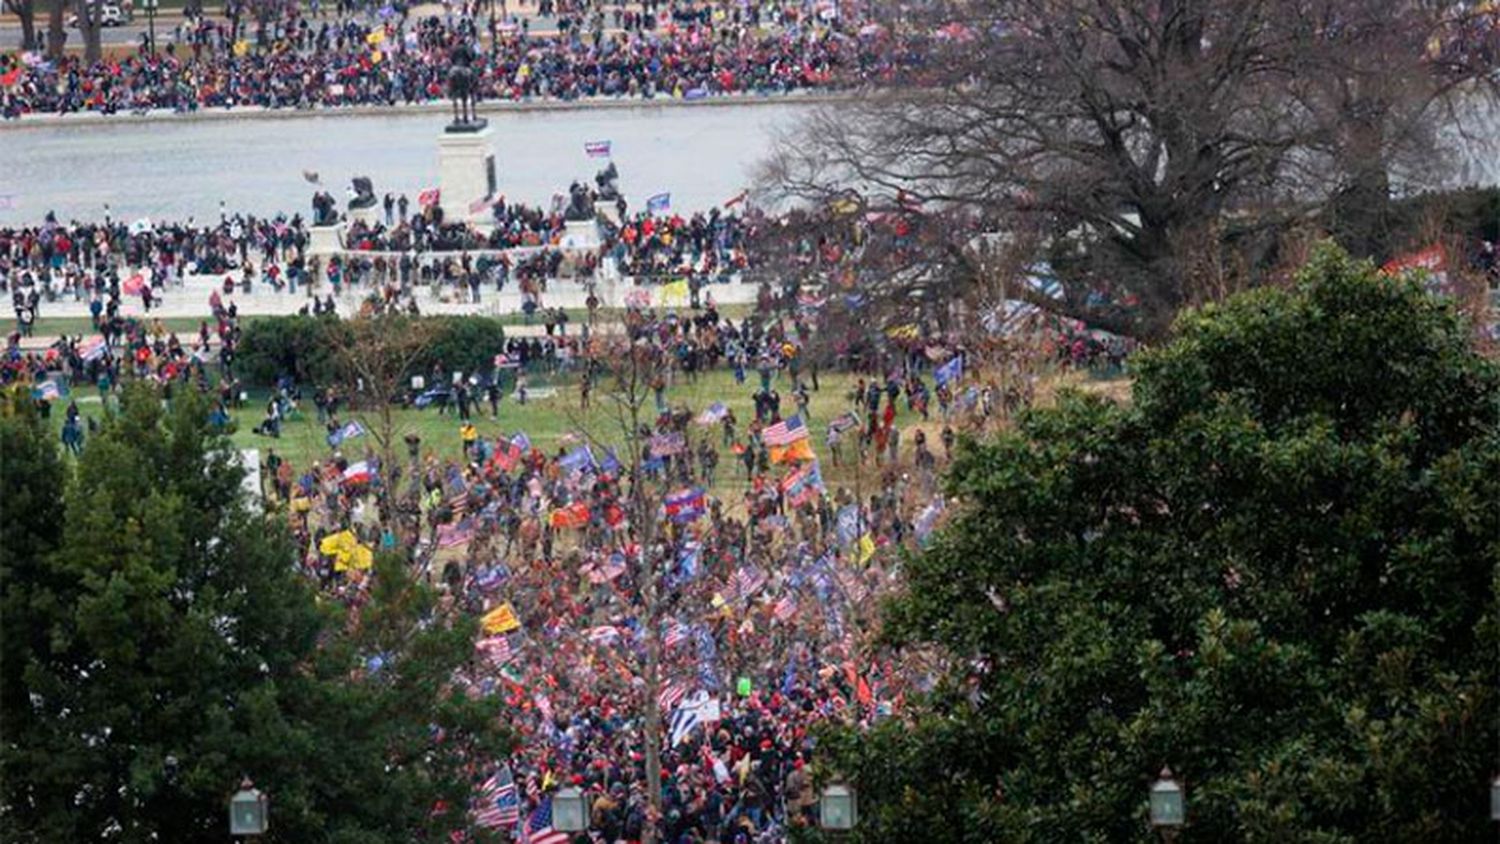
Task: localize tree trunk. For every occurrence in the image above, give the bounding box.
[75,0,101,63]
[6,0,38,51]
[45,0,65,60]
[641,540,662,844]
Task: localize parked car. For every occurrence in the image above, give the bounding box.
[67,4,132,27]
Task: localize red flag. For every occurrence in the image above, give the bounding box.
[549,502,590,529]
[417,187,440,207]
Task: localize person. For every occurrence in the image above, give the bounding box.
[486,376,502,419]
[460,421,479,459]
[265,448,283,499]
[60,402,84,455]
[698,437,718,487]
[254,394,282,437]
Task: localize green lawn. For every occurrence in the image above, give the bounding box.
[52,368,929,504]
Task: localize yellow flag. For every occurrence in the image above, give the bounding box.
[482,602,521,634]
[348,544,374,571]
[370,49,383,65]
[366,30,385,45]
[232,39,249,57]
[319,529,356,557]
[857,533,876,565]
[660,279,690,306]
[769,439,815,465]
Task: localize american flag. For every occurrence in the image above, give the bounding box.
[445,465,468,503]
[475,635,513,668]
[587,625,621,645]
[663,621,692,649]
[772,594,797,622]
[658,678,689,711]
[474,765,520,828]
[761,415,808,447]
[727,567,768,602]
[523,798,569,844]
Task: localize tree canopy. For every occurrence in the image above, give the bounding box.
[766,0,1500,340]
[819,245,1500,841]
[0,386,510,843]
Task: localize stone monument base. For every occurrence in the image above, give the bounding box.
[438,125,497,223]
[560,219,603,250]
[348,205,379,228]
[308,225,343,256]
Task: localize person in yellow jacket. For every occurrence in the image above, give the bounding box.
[459,421,478,459]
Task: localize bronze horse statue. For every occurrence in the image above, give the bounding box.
[446,40,482,129]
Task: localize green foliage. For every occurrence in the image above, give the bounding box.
[830,245,1500,842]
[0,389,69,788]
[419,315,511,378]
[0,384,510,842]
[236,314,350,386]
[235,315,508,387]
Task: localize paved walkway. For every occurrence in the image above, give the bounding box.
[13,272,759,349]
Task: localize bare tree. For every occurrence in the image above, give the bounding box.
[330,313,439,543]
[73,0,102,62]
[45,0,66,59]
[764,0,1499,341]
[5,0,38,50]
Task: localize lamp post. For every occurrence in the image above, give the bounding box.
[553,785,589,833]
[142,0,158,54]
[818,783,857,832]
[229,777,268,839]
[1149,767,1185,842]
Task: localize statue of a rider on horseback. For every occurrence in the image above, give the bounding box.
[446,39,486,131]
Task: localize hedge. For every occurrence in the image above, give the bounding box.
[235,315,506,387]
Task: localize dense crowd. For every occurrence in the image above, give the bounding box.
[2,288,990,840]
[2,186,761,333]
[0,0,928,118]
[263,308,972,842]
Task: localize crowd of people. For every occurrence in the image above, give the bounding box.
[1,278,995,840]
[2,181,763,334]
[259,305,975,842]
[0,0,930,118]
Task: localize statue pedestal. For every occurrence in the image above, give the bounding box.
[594,200,621,227]
[348,205,379,228]
[308,224,343,256]
[438,125,497,223]
[560,219,603,250]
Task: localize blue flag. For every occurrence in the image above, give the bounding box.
[327,419,368,447]
[647,192,671,214]
[934,355,964,387]
[558,445,597,473]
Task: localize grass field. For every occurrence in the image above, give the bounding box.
[51,368,937,504]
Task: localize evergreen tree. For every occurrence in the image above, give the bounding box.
[1,385,509,842]
[820,246,1500,842]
